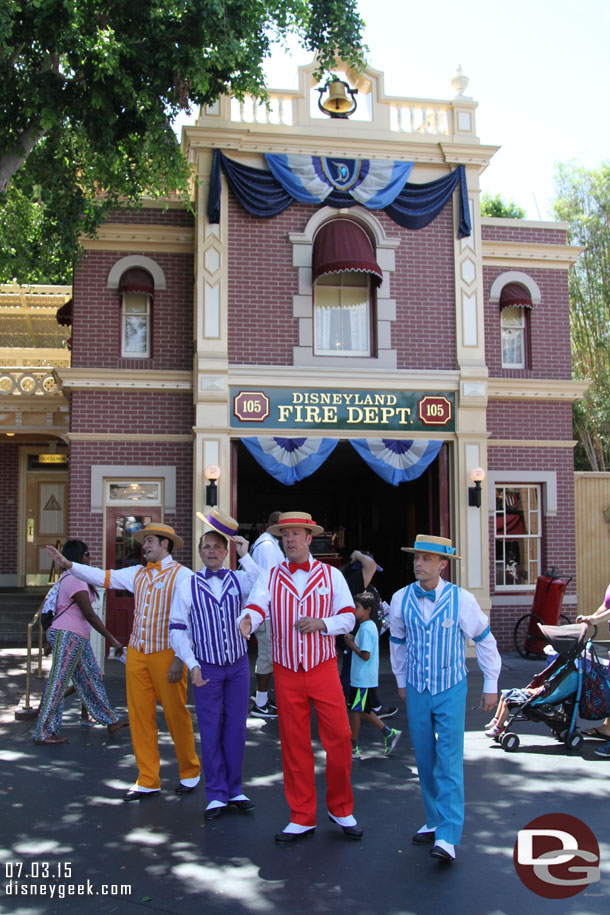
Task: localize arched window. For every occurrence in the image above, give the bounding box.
[312,219,382,357]
[499,282,532,369]
[118,268,154,358]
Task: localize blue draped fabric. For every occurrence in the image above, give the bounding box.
[241,436,443,486]
[241,436,338,486]
[265,154,414,208]
[349,439,443,486]
[207,150,471,236]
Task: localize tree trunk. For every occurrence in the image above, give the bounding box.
[0,122,47,193]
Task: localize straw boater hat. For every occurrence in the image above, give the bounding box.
[401,534,461,560]
[134,522,184,552]
[196,508,240,542]
[267,511,324,537]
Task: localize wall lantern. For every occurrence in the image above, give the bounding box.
[468,467,485,508]
[317,77,358,119]
[205,465,221,507]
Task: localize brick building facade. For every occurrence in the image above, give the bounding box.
[0,62,585,649]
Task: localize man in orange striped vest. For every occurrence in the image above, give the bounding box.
[239,511,362,843]
[46,523,200,801]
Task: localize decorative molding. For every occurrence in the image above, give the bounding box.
[54,368,193,392]
[488,271,542,305]
[487,378,589,401]
[229,363,461,391]
[91,464,177,513]
[107,255,167,290]
[488,439,576,448]
[69,433,192,442]
[81,224,194,254]
[482,240,584,269]
[481,217,569,231]
[488,470,558,516]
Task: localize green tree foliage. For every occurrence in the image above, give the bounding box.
[481,192,526,219]
[0,0,365,283]
[553,161,610,470]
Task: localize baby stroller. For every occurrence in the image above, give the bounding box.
[495,623,592,753]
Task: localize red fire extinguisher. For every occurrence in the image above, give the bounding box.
[525,568,571,653]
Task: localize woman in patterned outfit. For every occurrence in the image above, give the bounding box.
[34,541,128,745]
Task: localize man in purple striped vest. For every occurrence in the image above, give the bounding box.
[389,535,501,863]
[169,510,261,821]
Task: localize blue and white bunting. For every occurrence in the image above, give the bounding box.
[349,439,443,486]
[241,437,338,486]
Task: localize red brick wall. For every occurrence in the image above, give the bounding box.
[0,443,19,575]
[487,400,573,441]
[227,196,300,365]
[483,266,572,380]
[226,198,457,369]
[67,441,194,568]
[72,247,193,371]
[70,391,193,436]
[482,224,567,246]
[105,208,193,228]
[393,206,456,371]
[488,444,576,651]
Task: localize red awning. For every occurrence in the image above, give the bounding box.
[55,299,72,327]
[500,282,532,309]
[118,268,154,296]
[313,220,382,287]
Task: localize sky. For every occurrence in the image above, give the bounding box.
[257,0,610,220]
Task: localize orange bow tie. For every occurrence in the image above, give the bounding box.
[147,561,163,572]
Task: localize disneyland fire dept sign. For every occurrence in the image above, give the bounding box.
[230,388,454,432]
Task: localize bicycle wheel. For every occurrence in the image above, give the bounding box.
[513,613,546,658]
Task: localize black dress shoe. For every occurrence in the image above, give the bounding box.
[430,844,455,862]
[204,805,227,820]
[175,783,197,795]
[274,828,315,844]
[123,788,160,802]
[228,799,255,811]
[412,830,436,845]
[328,815,363,840]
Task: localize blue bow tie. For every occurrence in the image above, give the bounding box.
[413,583,436,602]
[205,569,227,580]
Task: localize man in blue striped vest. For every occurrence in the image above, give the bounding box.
[389,534,501,863]
[169,510,261,820]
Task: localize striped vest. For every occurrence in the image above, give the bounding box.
[268,560,336,672]
[401,582,467,695]
[131,561,182,653]
[189,571,246,666]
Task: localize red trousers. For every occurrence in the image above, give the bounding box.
[274,659,353,827]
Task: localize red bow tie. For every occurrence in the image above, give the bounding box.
[147,561,163,572]
[289,561,310,574]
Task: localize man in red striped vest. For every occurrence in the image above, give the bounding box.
[239,511,362,843]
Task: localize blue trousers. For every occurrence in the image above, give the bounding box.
[193,654,249,803]
[406,677,468,845]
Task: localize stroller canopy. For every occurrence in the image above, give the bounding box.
[538,622,588,656]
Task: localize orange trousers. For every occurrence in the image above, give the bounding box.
[274,659,354,827]
[126,647,200,790]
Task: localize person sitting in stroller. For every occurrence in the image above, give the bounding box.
[485,685,546,738]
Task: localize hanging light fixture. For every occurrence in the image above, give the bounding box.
[317,77,358,119]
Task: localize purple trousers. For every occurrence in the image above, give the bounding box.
[193,653,249,803]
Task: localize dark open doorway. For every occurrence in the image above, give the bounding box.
[232,440,452,599]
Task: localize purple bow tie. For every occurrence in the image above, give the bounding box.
[205,569,227,580]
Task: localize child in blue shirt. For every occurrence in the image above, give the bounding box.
[344,591,402,759]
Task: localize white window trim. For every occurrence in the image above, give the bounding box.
[493,482,542,591]
[121,292,151,358]
[487,471,557,517]
[91,465,176,513]
[289,207,399,369]
[107,255,166,291]
[489,271,541,305]
[500,307,526,369]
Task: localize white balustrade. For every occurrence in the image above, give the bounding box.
[0,369,59,396]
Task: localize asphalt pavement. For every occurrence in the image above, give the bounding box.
[0,643,608,915]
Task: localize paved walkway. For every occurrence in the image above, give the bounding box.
[0,644,607,914]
